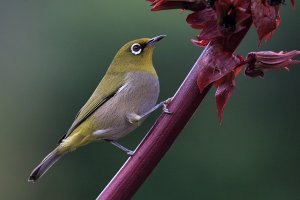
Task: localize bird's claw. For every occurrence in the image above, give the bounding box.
[163,98,173,114]
[127,150,134,156]
[163,105,172,114]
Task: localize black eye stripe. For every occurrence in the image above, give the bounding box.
[140,43,147,49]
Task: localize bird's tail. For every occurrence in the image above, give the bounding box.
[28,147,63,182]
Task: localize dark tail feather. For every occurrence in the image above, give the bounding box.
[28,148,63,182]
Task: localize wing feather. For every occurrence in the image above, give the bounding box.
[58,73,125,143]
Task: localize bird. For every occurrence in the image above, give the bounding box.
[28,35,170,182]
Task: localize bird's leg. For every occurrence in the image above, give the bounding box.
[127,98,173,124]
[143,98,173,116]
[105,140,134,156]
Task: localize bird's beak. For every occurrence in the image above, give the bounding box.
[146,35,166,47]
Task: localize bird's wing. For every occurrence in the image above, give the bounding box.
[58,73,125,143]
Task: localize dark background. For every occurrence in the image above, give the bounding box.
[1,1,299,199]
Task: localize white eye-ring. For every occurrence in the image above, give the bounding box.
[130,43,142,55]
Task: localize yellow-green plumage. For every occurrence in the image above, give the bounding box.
[29,36,165,182]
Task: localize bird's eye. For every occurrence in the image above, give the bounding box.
[130,43,142,55]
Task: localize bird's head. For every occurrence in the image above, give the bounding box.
[108,35,166,76]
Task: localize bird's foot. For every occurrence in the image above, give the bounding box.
[126,150,135,156]
[163,98,173,114]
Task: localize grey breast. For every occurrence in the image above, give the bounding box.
[123,71,160,114]
[92,71,159,140]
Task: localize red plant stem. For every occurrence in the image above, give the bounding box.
[97,18,253,200]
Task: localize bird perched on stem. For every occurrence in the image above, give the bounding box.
[28,35,170,182]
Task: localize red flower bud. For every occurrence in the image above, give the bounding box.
[245,51,300,78]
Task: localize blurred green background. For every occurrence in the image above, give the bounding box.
[1,1,299,200]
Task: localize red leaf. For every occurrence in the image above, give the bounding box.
[251,0,280,43]
[290,0,295,8]
[148,0,206,11]
[186,8,216,29]
[214,66,242,123]
[191,38,210,47]
[196,42,242,92]
[187,8,220,44]
[215,73,236,124]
